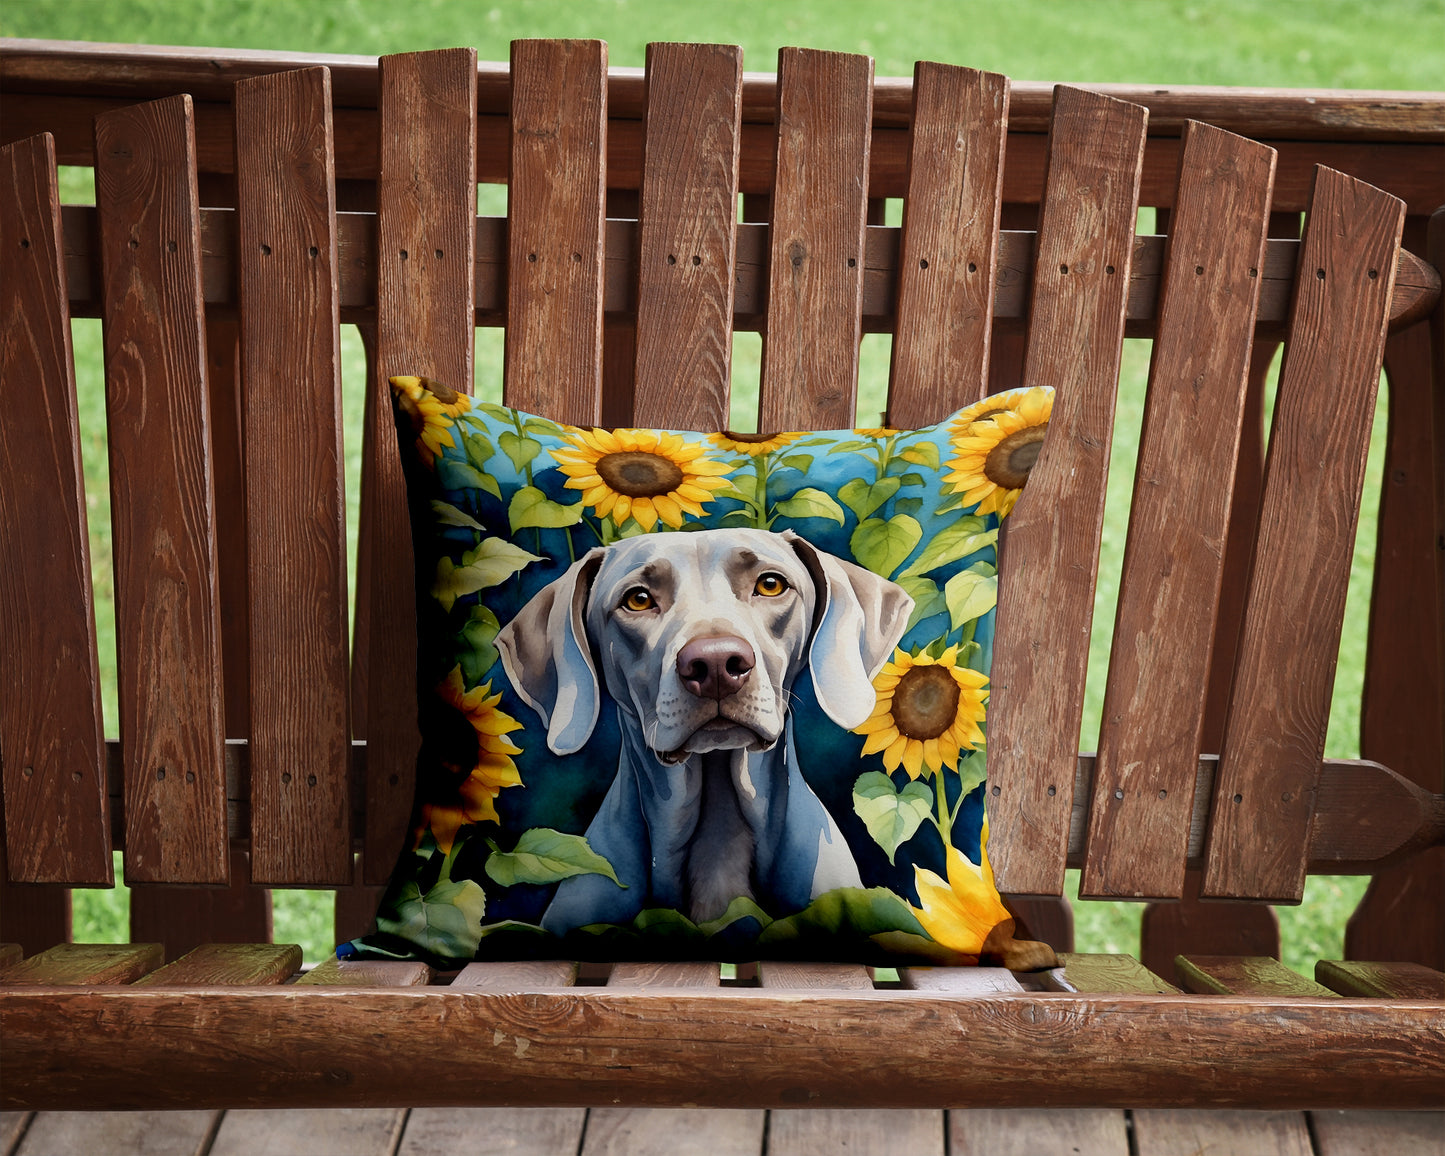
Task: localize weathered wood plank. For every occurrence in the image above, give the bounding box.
[631,42,742,431]
[209,1109,404,1156]
[583,1108,764,1156]
[1132,1110,1312,1156]
[504,38,606,424]
[0,876,69,958]
[400,1108,588,1156]
[1084,122,1275,901]
[900,967,1024,993]
[1175,955,1336,997]
[1204,167,1406,902]
[608,962,721,988]
[1058,953,1181,994]
[1316,959,1445,999]
[297,957,432,987]
[985,87,1148,896]
[360,48,478,885]
[93,95,229,886]
[132,942,301,987]
[15,1110,219,1156]
[0,942,162,985]
[1310,1110,1445,1156]
[951,1109,1128,1156]
[768,1110,943,1156]
[0,132,110,885]
[450,961,578,988]
[0,1111,30,1154]
[128,847,272,962]
[233,67,352,886]
[758,47,874,432]
[888,63,1009,427]
[757,962,873,990]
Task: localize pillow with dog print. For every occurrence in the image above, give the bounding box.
[340,377,1057,970]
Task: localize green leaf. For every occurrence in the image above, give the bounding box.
[523,415,564,437]
[824,439,875,455]
[934,489,968,515]
[894,496,924,517]
[838,476,902,522]
[458,605,502,683]
[898,441,941,470]
[852,771,935,864]
[509,485,585,531]
[436,457,502,499]
[719,473,759,505]
[894,471,926,489]
[430,500,484,532]
[463,432,496,471]
[955,750,987,800]
[897,574,946,633]
[478,401,516,421]
[757,887,926,948]
[899,516,997,578]
[944,564,999,629]
[499,431,544,472]
[432,537,543,611]
[849,514,922,578]
[777,454,815,473]
[697,895,774,937]
[773,487,846,525]
[483,828,626,889]
[375,843,486,962]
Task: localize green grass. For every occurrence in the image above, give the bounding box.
[28,0,1436,967]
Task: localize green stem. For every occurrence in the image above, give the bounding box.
[754,453,772,529]
[933,767,952,846]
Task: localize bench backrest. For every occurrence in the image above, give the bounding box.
[1,42,1440,953]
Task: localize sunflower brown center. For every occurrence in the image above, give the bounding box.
[721,429,782,444]
[983,423,1048,490]
[596,450,685,497]
[891,665,962,741]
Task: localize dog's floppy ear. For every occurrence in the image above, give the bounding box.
[786,532,913,730]
[496,549,604,755]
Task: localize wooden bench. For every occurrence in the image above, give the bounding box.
[1,38,1443,1115]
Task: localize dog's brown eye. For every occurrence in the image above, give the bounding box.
[621,587,654,612]
[754,572,789,597]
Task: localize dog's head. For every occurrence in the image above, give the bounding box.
[496,528,913,759]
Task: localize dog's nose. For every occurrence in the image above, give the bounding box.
[677,635,755,700]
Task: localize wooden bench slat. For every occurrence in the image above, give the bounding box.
[1315,959,1445,999]
[0,945,21,968]
[233,66,353,886]
[1055,952,1181,994]
[128,846,272,960]
[0,942,163,985]
[758,47,874,432]
[899,967,1024,994]
[630,43,743,432]
[0,133,111,886]
[451,961,579,988]
[0,875,71,958]
[93,94,230,886]
[298,957,433,986]
[1083,122,1276,901]
[583,1108,764,1156]
[985,87,1148,897]
[1310,1109,1445,1156]
[887,63,1009,428]
[770,1110,943,1156]
[608,962,720,988]
[1175,954,1337,997]
[503,39,606,424]
[1132,1110,1312,1156]
[401,1108,588,1156]
[756,962,872,990]
[951,1109,1129,1156]
[358,48,478,885]
[131,942,301,986]
[1204,167,1406,903]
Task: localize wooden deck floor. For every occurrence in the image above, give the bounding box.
[3,1108,1442,1155]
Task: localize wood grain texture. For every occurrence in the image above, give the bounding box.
[504,39,606,424]
[1083,123,1275,900]
[757,962,872,990]
[1311,1110,1445,1156]
[0,871,69,956]
[93,95,228,885]
[1132,1110,1312,1156]
[3,988,1443,1110]
[0,942,162,985]
[1316,959,1445,999]
[1059,953,1181,994]
[951,1109,1128,1156]
[900,967,1024,993]
[362,49,478,884]
[128,846,272,961]
[233,67,352,885]
[451,960,578,988]
[888,64,1009,428]
[400,1108,587,1156]
[297,957,432,986]
[0,133,110,885]
[582,1108,764,1156]
[768,1110,942,1156]
[208,1109,404,1156]
[1139,869,1279,981]
[1175,955,1336,997]
[1,1112,31,1155]
[608,962,720,988]
[132,942,301,986]
[984,87,1148,896]
[631,43,742,431]
[1347,851,1445,972]
[15,1110,219,1156]
[758,48,874,432]
[1204,167,1406,902]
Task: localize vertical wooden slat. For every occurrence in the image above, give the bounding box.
[93,95,228,884]
[1081,123,1275,900]
[128,846,271,962]
[1203,167,1405,903]
[0,133,111,885]
[888,63,1009,428]
[233,67,352,885]
[758,48,873,433]
[504,39,606,423]
[0,867,70,956]
[631,42,743,432]
[360,48,478,884]
[984,88,1148,897]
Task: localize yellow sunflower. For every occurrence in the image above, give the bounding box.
[854,645,988,780]
[707,430,802,457]
[552,427,734,531]
[944,387,1053,518]
[909,816,1011,956]
[390,375,472,464]
[421,666,524,852]
[946,385,1052,439]
[854,427,901,439]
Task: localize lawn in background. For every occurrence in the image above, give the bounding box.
[11,0,1439,966]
